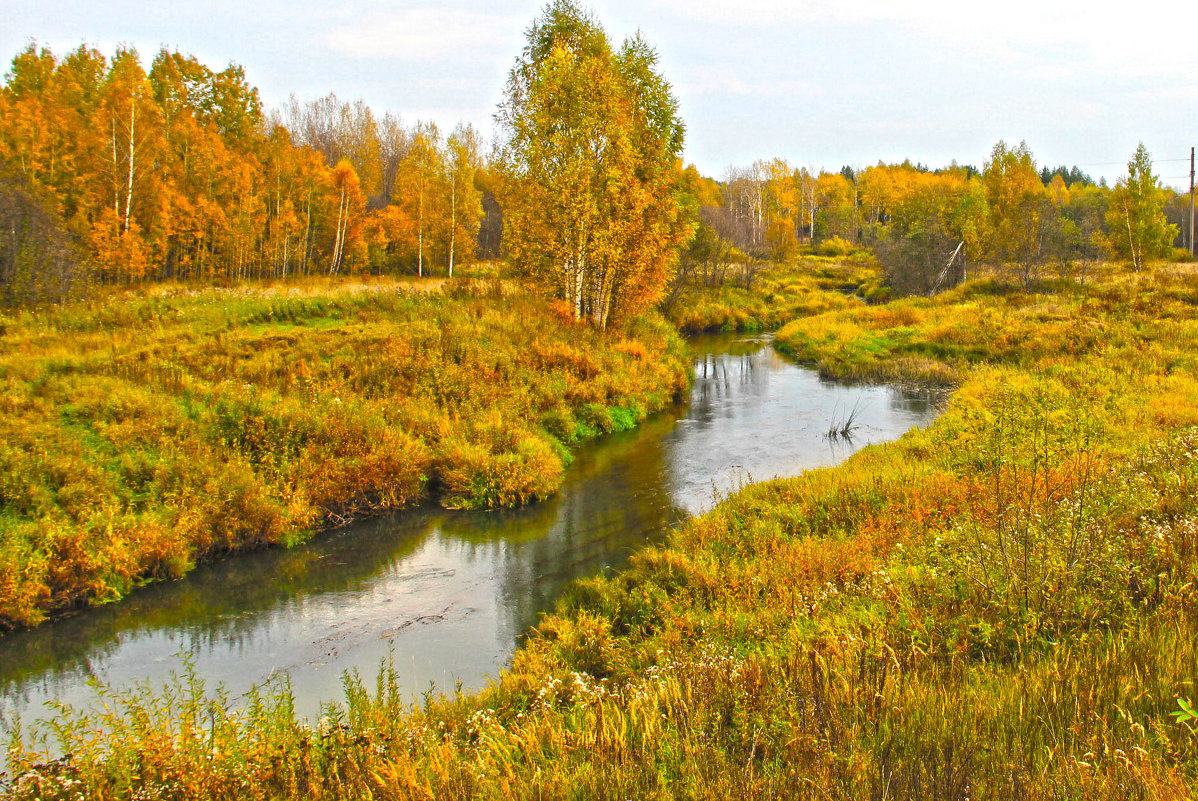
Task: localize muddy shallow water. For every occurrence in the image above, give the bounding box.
[0,333,940,732]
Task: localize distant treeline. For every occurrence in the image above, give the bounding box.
[679,143,1186,296]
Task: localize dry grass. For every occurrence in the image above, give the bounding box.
[6,263,1198,799]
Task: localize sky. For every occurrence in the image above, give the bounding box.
[3,0,1196,189]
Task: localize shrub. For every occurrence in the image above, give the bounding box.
[815,235,855,258]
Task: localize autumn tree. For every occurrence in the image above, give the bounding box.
[983,140,1051,287]
[496,0,689,328]
[723,163,766,252]
[791,167,817,244]
[0,169,89,304]
[868,164,986,295]
[679,212,739,289]
[673,164,738,290]
[444,123,484,276]
[327,158,364,274]
[392,121,444,276]
[92,47,166,280]
[1059,182,1108,268]
[814,171,855,242]
[337,101,384,206]
[1104,143,1176,270]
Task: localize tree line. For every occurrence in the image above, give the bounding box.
[0,17,1185,311]
[0,44,492,304]
[682,141,1183,296]
[0,0,691,332]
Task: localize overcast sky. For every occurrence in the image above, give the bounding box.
[4,0,1195,188]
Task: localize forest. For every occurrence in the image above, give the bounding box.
[0,43,493,302]
[2,0,1197,798]
[0,38,1189,310]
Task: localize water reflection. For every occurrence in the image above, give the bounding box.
[0,334,940,732]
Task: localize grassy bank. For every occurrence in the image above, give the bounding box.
[665,260,877,334]
[7,266,1198,799]
[0,278,689,628]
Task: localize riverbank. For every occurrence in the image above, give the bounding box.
[7,266,1198,799]
[0,277,690,628]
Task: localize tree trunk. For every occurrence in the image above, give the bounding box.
[302,188,312,275]
[448,176,456,278]
[331,187,347,275]
[124,94,135,234]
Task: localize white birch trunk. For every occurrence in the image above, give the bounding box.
[124,94,135,234]
[302,189,312,275]
[417,177,424,278]
[331,187,347,275]
[448,176,456,278]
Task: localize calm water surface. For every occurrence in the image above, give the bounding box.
[0,334,940,733]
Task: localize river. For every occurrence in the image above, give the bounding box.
[0,333,939,734]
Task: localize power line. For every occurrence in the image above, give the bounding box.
[1068,157,1191,167]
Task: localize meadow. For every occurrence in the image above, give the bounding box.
[0,277,690,628]
[5,264,1198,799]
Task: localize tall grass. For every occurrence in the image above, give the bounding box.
[0,277,689,627]
[6,265,1198,799]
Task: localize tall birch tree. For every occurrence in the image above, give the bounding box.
[393,121,443,277]
[445,123,483,277]
[496,0,689,329]
[1104,143,1176,270]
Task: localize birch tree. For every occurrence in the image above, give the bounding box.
[328,158,363,275]
[445,123,483,277]
[983,140,1048,287]
[95,48,163,279]
[393,121,443,277]
[496,0,688,328]
[1104,143,1176,270]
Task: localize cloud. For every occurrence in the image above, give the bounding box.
[327,8,524,62]
[677,65,814,99]
[647,0,1195,78]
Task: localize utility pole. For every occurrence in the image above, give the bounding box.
[1190,146,1195,259]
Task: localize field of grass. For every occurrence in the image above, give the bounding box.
[6,265,1198,799]
[665,260,878,334]
[0,277,689,628]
